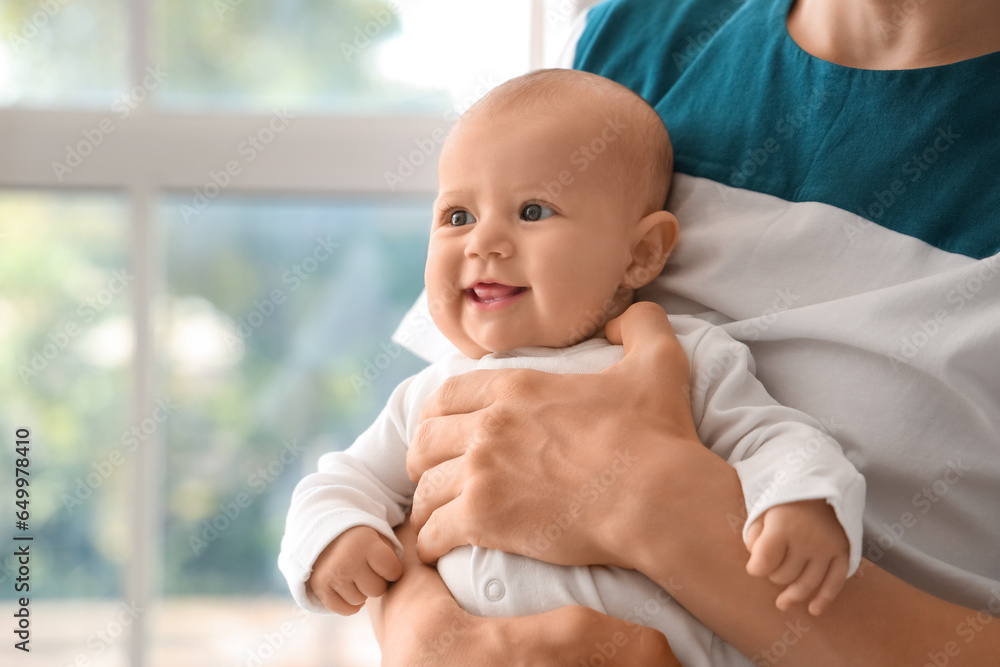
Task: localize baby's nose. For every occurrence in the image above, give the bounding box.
[465,218,514,258]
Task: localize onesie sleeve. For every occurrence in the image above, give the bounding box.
[277,370,427,613]
[688,325,866,575]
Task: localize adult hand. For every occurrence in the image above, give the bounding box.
[407,301,726,570]
[372,520,680,667]
[398,301,1000,666]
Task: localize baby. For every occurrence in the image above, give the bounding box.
[279,69,865,666]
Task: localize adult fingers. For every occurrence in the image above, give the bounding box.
[603,302,692,413]
[407,412,477,482]
[410,456,464,532]
[604,301,681,366]
[417,368,521,422]
[545,606,681,667]
[415,496,469,564]
[411,368,545,481]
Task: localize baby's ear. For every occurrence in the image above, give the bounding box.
[621,210,679,289]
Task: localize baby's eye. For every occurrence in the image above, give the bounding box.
[449,210,477,226]
[521,203,555,222]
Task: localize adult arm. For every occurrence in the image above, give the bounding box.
[407,302,1000,665]
[368,519,680,666]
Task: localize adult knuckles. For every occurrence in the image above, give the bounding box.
[421,373,464,420]
[474,406,510,440]
[464,407,512,456]
[438,373,465,405]
[414,467,435,499]
[496,367,544,398]
[462,474,497,515]
[407,420,436,480]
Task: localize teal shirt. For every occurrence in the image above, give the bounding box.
[574,0,1000,259]
[568,0,1000,617]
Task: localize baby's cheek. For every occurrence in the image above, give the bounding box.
[551,297,608,346]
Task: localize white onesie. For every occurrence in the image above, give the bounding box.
[279,314,865,666]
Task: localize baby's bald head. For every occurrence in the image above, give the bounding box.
[429,70,680,357]
[452,69,673,220]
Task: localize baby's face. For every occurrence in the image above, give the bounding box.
[425,108,639,358]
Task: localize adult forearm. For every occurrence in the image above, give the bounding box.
[370,520,484,664]
[372,520,681,666]
[633,449,998,665]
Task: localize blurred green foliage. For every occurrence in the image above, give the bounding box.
[1,0,445,603]
[0,193,431,599]
[0,0,449,111]
[0,193,132,598]
[157,0,422,111]
[159,197,431,595]
[0,0,127,106]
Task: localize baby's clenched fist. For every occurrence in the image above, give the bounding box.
[744,499,850,616]
[306,526,403,615]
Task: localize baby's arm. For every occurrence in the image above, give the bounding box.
[279,368,439,613]
[743,499,850,616]
[682,319,865,615]
[307,526,404,615]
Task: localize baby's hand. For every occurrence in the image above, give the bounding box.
[743,499,850,616]
[306,526,403,615]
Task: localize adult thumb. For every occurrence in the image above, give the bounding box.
[604,301,684,371]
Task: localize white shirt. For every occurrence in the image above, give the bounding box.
[548,0,1000,616]
[279,315,863,666]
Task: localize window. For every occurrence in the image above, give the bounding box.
[0,0,128,107]
[158,196,431,595]
[0,1,587,665]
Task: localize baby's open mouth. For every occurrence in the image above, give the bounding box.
[467,282,528,306]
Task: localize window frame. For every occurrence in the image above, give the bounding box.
[0,0,579,663]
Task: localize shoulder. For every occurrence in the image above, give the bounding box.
[575,0,740,96]
[579,0,737,42]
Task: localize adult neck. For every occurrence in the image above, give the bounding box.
[787,0,1000,69]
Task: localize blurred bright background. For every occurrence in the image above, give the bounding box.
[0,0,592,665]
